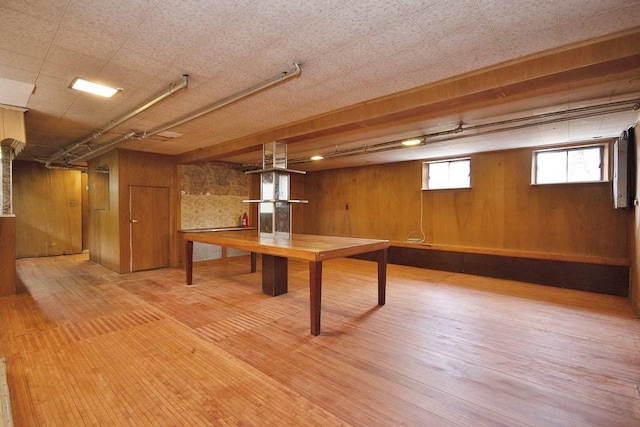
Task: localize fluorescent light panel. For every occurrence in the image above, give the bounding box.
[70,78,120,97]
[310,155,324,161]
[401,138,422,146]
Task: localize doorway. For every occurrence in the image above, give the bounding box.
[129,185,170,272]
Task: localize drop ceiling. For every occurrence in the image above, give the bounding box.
[2,0,640,171]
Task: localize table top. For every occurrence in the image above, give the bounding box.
[182,230,389,262]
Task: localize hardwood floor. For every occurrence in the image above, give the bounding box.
[1,253,639,426]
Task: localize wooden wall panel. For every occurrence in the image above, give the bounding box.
[13,161,82,258]
[0,215,16,296]
[630,125,640,315]
[88,150,120,273]
[503,149,629,257]
[303,146,630,261]
[305,161,420,239]
[81,171,88,251]
[0,107,26,143]
[118,150,178,272]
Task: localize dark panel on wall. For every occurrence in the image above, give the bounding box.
[355,246,629,297]
[462,253,628,296]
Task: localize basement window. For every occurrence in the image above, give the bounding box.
[422,158,471,190]
[533,144,607,185]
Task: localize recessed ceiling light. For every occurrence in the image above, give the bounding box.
[70,77,121,98]
[401,138,422,146]
[310,155,324,161]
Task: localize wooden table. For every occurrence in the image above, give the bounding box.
[182,230,389,335]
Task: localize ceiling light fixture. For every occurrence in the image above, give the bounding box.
[70,77,121,98]
[310,155,324,161]
[401,138,423,146]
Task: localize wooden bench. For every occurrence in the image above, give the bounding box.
[355,241,630,297]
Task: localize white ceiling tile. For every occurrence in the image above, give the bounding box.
[1,0,69,22]
[0,48,43,74]
[39,45,107,82]
[395,0,446,15]
[27,74,79,115]
[412,0,485,39]
[51,28,121,61]
[558,0,640,21]
[366,22,431,56]
[559,4,640,42]
[147,0,250,30]
[0,7,58,58]
[331,0,407,38]
[60,0,156,39]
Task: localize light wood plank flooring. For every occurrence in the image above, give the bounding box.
[1,253,639,426]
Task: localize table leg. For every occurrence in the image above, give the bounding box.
[185,240,194,285]
[377,248,387,306]
[250,252,257,273]
[309,261,322,336]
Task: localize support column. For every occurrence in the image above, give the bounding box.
[1,139,24,215]
[262,254,288,296]
[0,139,23,296]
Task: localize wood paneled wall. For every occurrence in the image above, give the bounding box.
[630,125,640,315]
[13,161,83,258]
[0,215,16,296]
[88,149,178,274]
[88,150,120,272]
[0,107,26,143]
[119,150,178,271]
[304,146,630,261]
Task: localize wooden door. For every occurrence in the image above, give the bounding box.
[130,185,170,272]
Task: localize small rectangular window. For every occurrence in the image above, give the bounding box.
[422,158,471,190]
[533,145,606,185]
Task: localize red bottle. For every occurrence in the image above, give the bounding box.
[241,212,249,227]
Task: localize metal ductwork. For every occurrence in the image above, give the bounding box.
[44,75,189,168]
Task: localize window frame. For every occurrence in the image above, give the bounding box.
[422,157,471,191]
[531,143,609,186]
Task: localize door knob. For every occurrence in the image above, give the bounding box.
[131,219,139,223]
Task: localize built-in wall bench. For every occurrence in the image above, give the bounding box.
[354,242,630,297]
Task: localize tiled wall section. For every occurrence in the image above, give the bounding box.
[180,162,250,261]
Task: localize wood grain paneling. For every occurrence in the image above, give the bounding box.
[13,161,82,258]
[0,215,16,296]
[303,146,630,261]
[81,171,88,251]
[88,150,179,274]
[630,125,640,315]
[305,161,420,240]
[88,150,120,272]
[0,107,25,143]
[119,150,178,272]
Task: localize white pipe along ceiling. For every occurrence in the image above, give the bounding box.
[44,63,301,168]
